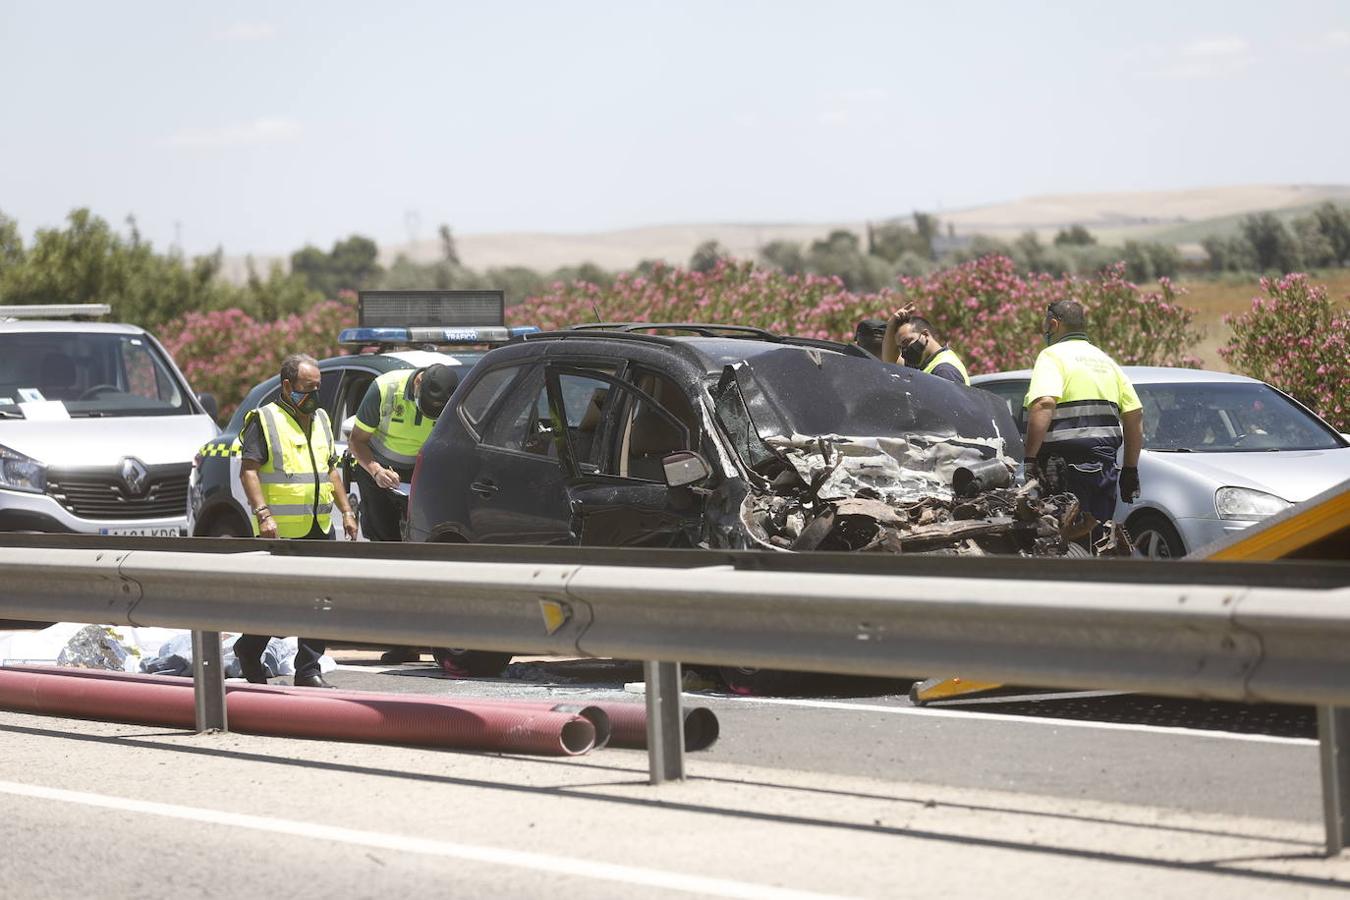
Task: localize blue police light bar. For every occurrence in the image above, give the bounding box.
[338,325,540,347]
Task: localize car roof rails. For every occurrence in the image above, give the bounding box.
[570,322,780,339]
[561,322,870,358]
[0,304,112,321]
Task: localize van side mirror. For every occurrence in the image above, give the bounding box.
[662,450,712,489]
[197,392,219,421]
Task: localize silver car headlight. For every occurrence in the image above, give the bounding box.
[0,443,47,493]
[1215,486,1290,520]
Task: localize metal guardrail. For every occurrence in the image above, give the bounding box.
[0,537,1347,851]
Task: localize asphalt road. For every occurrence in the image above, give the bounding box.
[318,654,1322,823]
[1,650,1343,898]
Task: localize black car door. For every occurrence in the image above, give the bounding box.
[543,364,708,548]
[463,364,576,544]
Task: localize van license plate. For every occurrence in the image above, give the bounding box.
[99,527,181,537]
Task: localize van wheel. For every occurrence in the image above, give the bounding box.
[717,666,810,696]
[204,514,251,537]
[431,648,513,678]
[1127,512,1185,559]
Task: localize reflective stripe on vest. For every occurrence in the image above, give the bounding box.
[921,347,970,385]
[248,403,334,538]
[368,369,435,467]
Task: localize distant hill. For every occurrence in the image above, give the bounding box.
[219,184,1350,281]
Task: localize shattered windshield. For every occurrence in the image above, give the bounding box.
[0,332,189,419]
[721,347,1018,449]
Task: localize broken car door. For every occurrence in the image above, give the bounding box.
[543,365,708,547]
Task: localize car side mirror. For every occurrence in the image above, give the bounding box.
[341,415,356,442]
[662,450,712,489]
[197,392,219,421]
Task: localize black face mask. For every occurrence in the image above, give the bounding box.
[287,388,320,415]
[901,340,926,366]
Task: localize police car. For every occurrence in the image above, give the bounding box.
[187,290,537,537]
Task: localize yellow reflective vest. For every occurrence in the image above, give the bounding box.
[921,347,970,386]
[244,402,335,538]
[1024,334,1141,463]
[359,369,436,468]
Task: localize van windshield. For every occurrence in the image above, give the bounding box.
[0,332,190,418]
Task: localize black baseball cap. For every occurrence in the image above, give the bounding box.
[416,364,460,419]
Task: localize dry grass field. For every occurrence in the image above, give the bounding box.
[1175,270,1350,370]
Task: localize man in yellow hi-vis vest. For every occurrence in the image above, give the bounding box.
[236,353,357,688]
[347,363,460,542]
[1023,300,1144,543]
[881,306,970,386]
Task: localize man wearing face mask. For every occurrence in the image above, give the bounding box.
[236,353,358,688]
[1023,300,1144,543]
[881,306,970,386]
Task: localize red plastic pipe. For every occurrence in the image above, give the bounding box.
[0,665,594,756]
[0,665,615,750]
[590,701,720,751]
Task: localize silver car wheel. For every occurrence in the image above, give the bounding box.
[1127,514,1186,559]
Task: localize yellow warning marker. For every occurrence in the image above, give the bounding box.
[538,599,571,635]
[909,675,1003,706]
[909,478,1350,705]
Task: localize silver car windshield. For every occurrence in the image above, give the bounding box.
[0,332,188,418]
[1138,382,1342,452]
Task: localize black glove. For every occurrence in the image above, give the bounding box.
[1119,466,1140,503]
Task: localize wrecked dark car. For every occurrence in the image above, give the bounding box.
[405,326,1094,689]
[408,325,1086,559]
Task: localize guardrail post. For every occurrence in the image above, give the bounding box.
[1319,706,1350,855]
[191,630,227,733]
[644,660,685,783]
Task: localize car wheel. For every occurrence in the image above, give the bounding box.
[204,514,251,537]
[431,648,513,678]
[1127,512,1186,559]
[717,666,810,696]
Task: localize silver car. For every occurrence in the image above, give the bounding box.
[971,366,1350,558]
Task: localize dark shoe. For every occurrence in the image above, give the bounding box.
[379,647,421,664]
[238,657,269,684]
[294,673,335,689]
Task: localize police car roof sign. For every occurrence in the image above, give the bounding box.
[358,290,505,328]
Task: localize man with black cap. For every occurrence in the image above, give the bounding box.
[852,318,888,359]
[348,363,460,542]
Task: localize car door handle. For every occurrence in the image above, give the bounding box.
[470,479,499,497]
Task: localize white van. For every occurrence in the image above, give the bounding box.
[0,305,220,536]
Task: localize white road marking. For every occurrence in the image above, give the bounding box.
[0,779,848,900]
[698,694,1317,746]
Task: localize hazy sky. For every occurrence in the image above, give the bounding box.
[2,1,1347,256]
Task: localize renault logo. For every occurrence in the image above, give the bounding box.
[119,457,149,496]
